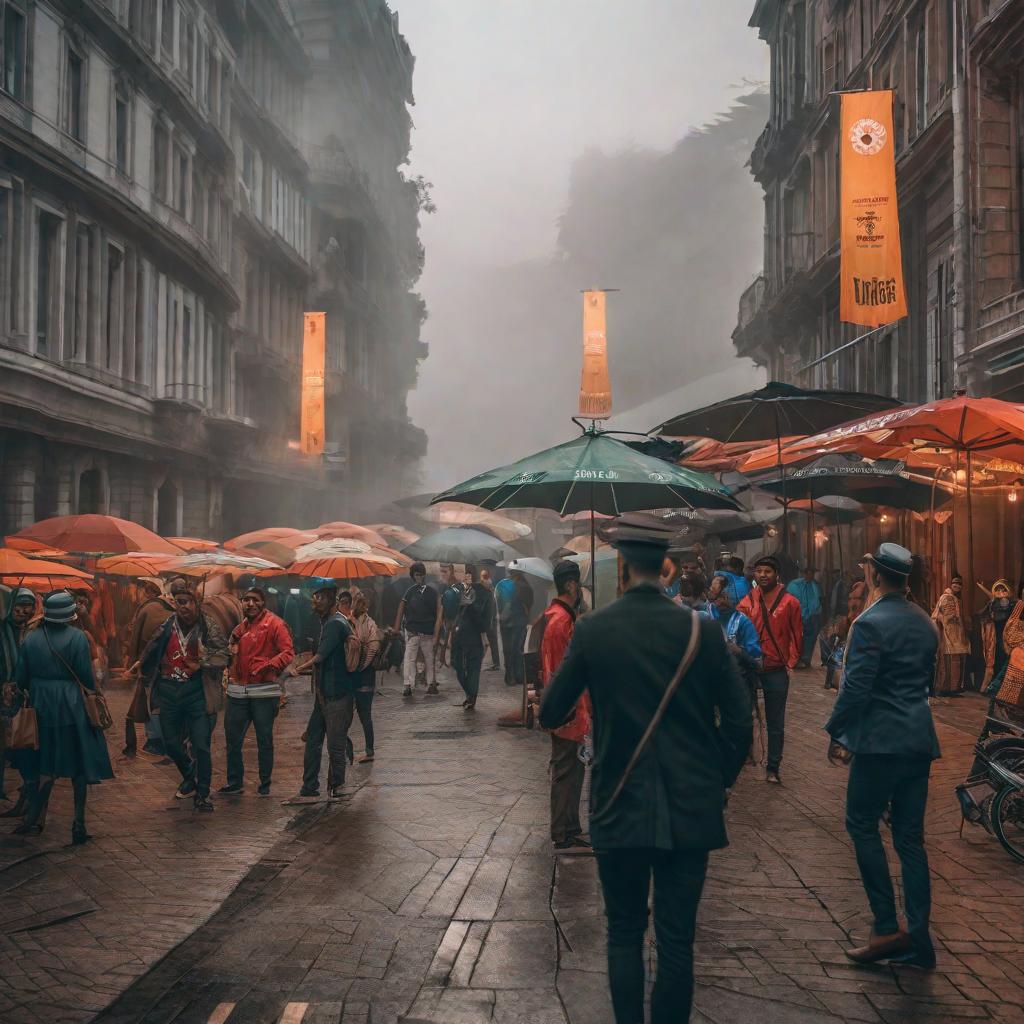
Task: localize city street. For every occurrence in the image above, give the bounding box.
[1,667,1022,1024]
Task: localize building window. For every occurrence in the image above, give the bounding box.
[152,121,169,201]
[105,244,123,372]
[114,85,130,174]
[181,14,194,91]
[71,223,89,360]
[35,209,63,355]
[130,0,156,51]
[2,3,26,101]
[161,0,174,58]
[64,44,85,142]
[174,144,189,215]
[182,303,192,382]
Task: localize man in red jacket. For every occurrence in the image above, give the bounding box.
[541,561,591,852]
[738,555,802,784]
[221,587,294,796]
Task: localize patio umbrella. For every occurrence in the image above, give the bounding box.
[365,524,421,548]
[403,527,516,565]
[504,557,554,583]
[316,522,389,548]
[3,537,67,556]
[288,538,401,580]
[421,503,532,543]
[0,547,95,585]
[95,552,180,577]
[224,528,318,552]
[9,514,183,555]
[755,454,952,513]
[163,551,285,578]
[167,537,221,553]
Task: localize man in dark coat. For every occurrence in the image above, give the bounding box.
[139,589,228,810]
[540,529,751,1024]
[827,543,941,969]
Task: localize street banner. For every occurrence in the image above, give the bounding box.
[301,312,326,456]
[579,290,612,418]
[840,90,908,327]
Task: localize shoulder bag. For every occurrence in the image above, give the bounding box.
[43,627,114,731]
[8,694,38,750]
[593,608,703,820]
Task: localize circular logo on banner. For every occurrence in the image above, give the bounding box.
[850,118,887,156]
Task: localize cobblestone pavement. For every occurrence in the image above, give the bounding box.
[1,663,1023,1024]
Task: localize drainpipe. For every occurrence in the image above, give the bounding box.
[951,0,971,394]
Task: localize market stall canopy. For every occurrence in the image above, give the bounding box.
[0,547,95,589]
[653,381,902,442]
[224,528,319,552]
[431,430,739,517]
[755,453,953,513]
[167,537,221,553]
[9,514,183,555]
[96,552,180,576]
[403,527,517,565]
[163,551,285,577]
[2,537,67,556]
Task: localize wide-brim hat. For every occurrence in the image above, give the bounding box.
[43,591,77,623]
[863,542,913,577]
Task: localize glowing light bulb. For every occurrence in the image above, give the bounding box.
[1009,489,1019,504]
[880,513,889,523]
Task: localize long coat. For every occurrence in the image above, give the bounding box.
[827,591,941,759]
[539,582,752,852]
[15,624,114,782]
[139,613,229,714]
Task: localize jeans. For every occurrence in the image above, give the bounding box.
[158,678,212,798]
[802,614,821,664]
[356,676,375,754]
[761,670,789,772]
[846,754,933,957]
[487,620,500,669]
[502,623,527,687]
[596,848,709,1024]
[224,695,279,787]
[454,644,483,703]
[403,633,433,690]
[550,735,585,843]
[302,693,355,793]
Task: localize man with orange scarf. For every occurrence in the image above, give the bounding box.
[541,561,590,852]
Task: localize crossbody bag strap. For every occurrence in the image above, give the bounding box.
[42,626,91,699]
[758,590,788,665]
[594,609,703,821]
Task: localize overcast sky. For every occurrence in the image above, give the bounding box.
[396,2,769,487]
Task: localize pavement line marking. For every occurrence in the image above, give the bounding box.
[279,1003,309,1024]
[208,1004,235,1024]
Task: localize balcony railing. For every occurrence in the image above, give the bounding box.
[737,275,766,331]
[784,232,815,279]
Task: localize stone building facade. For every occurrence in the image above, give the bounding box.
[734,0,1024,406]
[0,0,426,541]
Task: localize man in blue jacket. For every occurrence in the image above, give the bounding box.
[826,543,941,969]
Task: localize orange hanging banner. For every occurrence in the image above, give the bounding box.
[840,90,908,327]
[300,312,326,456]
[579,290,612,418]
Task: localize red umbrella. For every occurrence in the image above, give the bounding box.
[0,547,95,589]
[317,522,389,547]
[9,514,182,555]
[167,536,220,553]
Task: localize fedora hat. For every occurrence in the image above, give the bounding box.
[43,591,77,624]
[863,542,913,578]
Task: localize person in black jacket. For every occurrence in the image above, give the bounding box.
[540,529,751,1024]
[826,543,941,970]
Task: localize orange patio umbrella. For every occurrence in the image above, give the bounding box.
[316,522,389,548]
[3,537,68,557]
[0,547,95,591]
[9,514,182,555]
[95,552,180,577]
[365,523,420,548]
[162,551,285,578]
[288,539,400,579]
[224,528,318,552]
[167,537,221,553]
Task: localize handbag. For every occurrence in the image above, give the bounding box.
[8,699,38,749]
[43,627,114,731]
[593,609,703,820]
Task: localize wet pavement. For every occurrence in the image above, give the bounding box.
[1,663,1023,1024]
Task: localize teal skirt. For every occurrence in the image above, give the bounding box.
[30,678,114,783]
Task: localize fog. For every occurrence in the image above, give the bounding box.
[396,2,770,489]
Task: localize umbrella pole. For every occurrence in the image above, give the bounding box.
[967,449,975,617]
[776,410,788,556]
[929,467,940,607]
[836,505,843,576]
[590,483,597,610]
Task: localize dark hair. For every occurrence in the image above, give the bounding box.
[410,562,426,577]
[754,555,781,572]
[871,563,907,589]
[465,563,479,580]
[678,570,707,600]
[338,590,353,605]
[244,587,267,601]
[728,556,745,573]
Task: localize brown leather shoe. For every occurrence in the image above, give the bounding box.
[846,929,911,964]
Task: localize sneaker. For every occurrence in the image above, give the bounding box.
[882,948,936,970]
[175,779,197,799]
[288,791,321,804]
[218,783,243,795]
[193,795,214,812]
[358,752,375,763]
[328,786,345,800]
[426,684,439,695]
[554,837,593,854]
[463,701,476,712]
[257,783,271,797]
[141,741,166,757]
[402,685,413,697]
[765,771,781,785]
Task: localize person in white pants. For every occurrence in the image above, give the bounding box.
[394,563,442,697]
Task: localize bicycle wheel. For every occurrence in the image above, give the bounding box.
[988,737,1024,772]
[991,785,1024,864]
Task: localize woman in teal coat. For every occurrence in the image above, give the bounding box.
[13,592,113,844]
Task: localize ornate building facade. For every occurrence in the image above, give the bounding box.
[734,0,1024,406]
[0,0,426,540]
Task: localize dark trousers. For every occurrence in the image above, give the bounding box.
[454,644,483,702]
[502,624,527,687]
[487,620,500,669]
[501,624,516,683]
[596,848,709,1024]
[846,754,933,956]
[801,615,821,664]
[302,693,355,793]
[761,670,789,772]
[224,695,279,787]
[356,677,375,754]
[158,678,212,798]
[550,734,585,843]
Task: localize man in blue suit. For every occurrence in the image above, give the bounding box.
[827,543,941,969]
